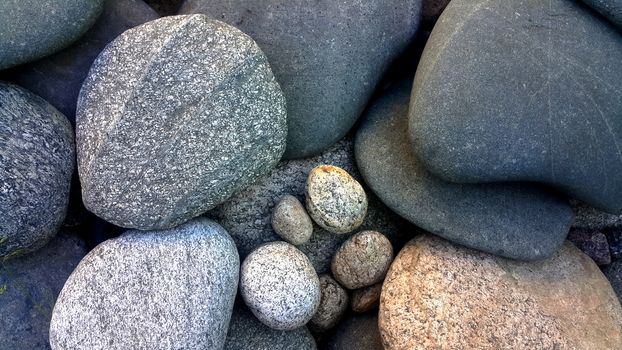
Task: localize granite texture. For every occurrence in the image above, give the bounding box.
[326,313,384,350]
[380,236,622,349]
[271,194,313,245]
[567,228,611,265]
[209,137,409,273]
[240,242,320,331]
[604,260,622,304]
[49,218,239,349]
[581,0,622,29]
[0,82,75,259]
[77,15,286,230]
[0,232,86,350]
[179,0,421,159]
[0,0,104,70]
[355,80,574,261]
[308,274,349,332]
[351,283,382,313]
[409,0,622,213]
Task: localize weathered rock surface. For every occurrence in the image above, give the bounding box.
[77,15,286,230]
[409,0,622,213]
[351,283,382,313]
[380,235,622,349]
[49,218,239,349]
[581,0,622,29]
[0,82,75,259]
[326,313,384,350]
[179,0,421,159]
[567,228,611,265]
[604,260,622,304]
[271,195,313,245]
[355,80,574,261]
[308,274,349,332]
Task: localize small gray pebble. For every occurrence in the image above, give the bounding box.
[271,195,313,245]
[351,283,383,313]
[308,274,349,332]
[241,241,321,330]
[305,165,367,234]
[331,231,393,289]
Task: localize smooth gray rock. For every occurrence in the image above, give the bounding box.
[240,242,320,331]
[409,0,622,213]
[179,0,421,159]
[77,15,286,230]
[0,0,104,70]
[581,0,622,29]
[209,137,409,273]
[327,313,384,350]
[225,304,317,350]
[355,80,574,261]
[0,82,74,259]
[271,195,313,245]
[604,260,622,304]
[0,232,86,350]
[308,274,349,332]
[49,218,239,350]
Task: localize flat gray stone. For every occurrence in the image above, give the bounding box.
[0,82,74,259]
[179,0,421,159]
[355,80,574,261]
[581,0,622,29]
[409,0,622,213]
[0,232,86,350]
[49,218,239,350]
[0,0,104,70]
[77,15,286,230]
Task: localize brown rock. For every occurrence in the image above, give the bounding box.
[271,194,313,245]
[308,274,349,332]
[351,283,382,313]
[380,235,622,349]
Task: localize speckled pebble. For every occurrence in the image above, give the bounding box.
[271,195,313,245]
[77,14,286,230]
[331,231,393,289]
[351,283,382,313]
[305,165,368,234]
[308,274,349,332]
[241,241,321,330]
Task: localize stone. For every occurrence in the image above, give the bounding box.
[145,0,183,15]
[225,304,316,350]
[605,227,622,260]
[380,235,622,349]
[581,0,622,29]
[409,0,622,213]
[49,218,239,349]
[572,199,622,230]
[331,231,393,289]
[179,0,421,159]
[77,15,286,230]
[308,274,349,332]
[0,231,86,350]
[306,165,368,234]
[355,79,574,261]
[604,260,622,304]
[351,283,382,313]
[326,313,383,350]
[567,228,611,265]
[0,82,75,259]
[240,241,320,330]
[208,137,409,273]
[0,0,104,70]
[422,0,451,26]
[271,195,313,245]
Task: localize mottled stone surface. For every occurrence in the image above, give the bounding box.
[351,283,382,313]
[581,0,622,29]
[77,15,286,230]
[409,0,622,213]
[355,80,574,261]
[179,0,420,159]
[326,313,383,350]
[604,260,622,304]
[241,242,320,330]
[567,228,611,265]
[0,232,86,350]
[49,218,239,349]
[606,228,622,260]
[0,0,104,70]
[380,236,622,349]
[331,231,393,289]
[0,82,75,259]
[225,304,317,350]
[209,137,409,273]
[308,274,349,332]
[572,199,622,229]
[271,195,313,245]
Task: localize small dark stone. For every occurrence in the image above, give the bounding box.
[604,227,622,260]
[567,228,611,265]
[326,313,384,350]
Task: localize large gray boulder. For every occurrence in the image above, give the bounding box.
[581,0,622,29]
[409,0,622,213]
[179,0,421,159]
[0,82,75,259]
[77,15,287,230]
[49,218,240,350]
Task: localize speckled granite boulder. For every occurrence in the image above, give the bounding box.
[49,218,239,349]
[355,80,573,261]
[581,0,622,29]
[409,0,622,213]
[0,82,74,259]
[209,137,409,273]
[0,0,104,70]
[225,304,317,350]
[0,232,86,350]
[380,236,622,349]
[179,0,421,159]
[77,15,286,230]
[327,313,383,350]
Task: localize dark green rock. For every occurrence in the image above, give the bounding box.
[0,0,104,70]
[581,0,622,29]
[409,0,622,213]
[355,80,574,261]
